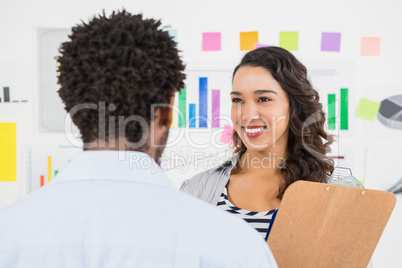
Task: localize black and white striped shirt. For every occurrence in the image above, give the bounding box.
[216,186,277,239]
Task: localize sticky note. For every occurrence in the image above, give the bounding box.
[56,60,61,76]
[361,37,381,56]
[356,98,381,121]
[202,32,221,51]
[220,124,234,145]
[254,43,271,49]
[240,31,259,51]
[0,123,17,181]
[321,32,341,52]
[167,29,178,47]
[279,32,298,51]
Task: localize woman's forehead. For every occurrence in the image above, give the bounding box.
[232,66,283,94]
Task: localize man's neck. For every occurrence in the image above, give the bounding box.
[84,139,155,161]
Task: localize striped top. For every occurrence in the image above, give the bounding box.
[216,186,277,239]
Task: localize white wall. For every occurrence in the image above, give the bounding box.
[0,0,401,266]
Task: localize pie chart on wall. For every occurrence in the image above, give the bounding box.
[377,95,402,130]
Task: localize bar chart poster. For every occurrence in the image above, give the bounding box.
[377,95,402,130]
[0,63,31,114]
[305,60,355,136]
[28,142,82,193]
[172,69,233,129]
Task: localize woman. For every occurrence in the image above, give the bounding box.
[180,46,334,240]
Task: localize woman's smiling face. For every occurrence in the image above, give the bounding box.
[231,66,290,152]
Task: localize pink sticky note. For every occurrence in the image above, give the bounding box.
[361,37,381,56]
[220,125,234,145]
[202,32,221,51]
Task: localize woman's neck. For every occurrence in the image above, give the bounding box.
[228,147,285,211]
[238,145,286,177]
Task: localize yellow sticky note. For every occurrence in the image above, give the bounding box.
[0,123,17,181]
[240,31,259,51]
[56,61,61,77]
[280,32,299,51]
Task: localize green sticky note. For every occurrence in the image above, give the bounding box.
[280,32,298,51]
[355,98,381,121]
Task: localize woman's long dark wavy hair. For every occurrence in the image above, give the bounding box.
[231,46,334,199]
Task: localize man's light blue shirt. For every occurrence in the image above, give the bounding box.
[0,151,277,267]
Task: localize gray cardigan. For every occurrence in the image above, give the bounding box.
[181,155,335,205]
[180,158,236,206]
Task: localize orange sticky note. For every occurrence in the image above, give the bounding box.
[361,37,381,56]
[240,31,259,51]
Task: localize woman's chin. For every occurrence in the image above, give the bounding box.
[243,143,271,152]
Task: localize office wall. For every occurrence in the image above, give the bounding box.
[0,0,401,266]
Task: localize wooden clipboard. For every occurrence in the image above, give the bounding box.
[267,181,396,268]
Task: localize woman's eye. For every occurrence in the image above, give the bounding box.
[258,97,271,102]
[232,98,243,103]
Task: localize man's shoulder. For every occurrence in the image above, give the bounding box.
[172,190,276,266]
[0,178,277,267]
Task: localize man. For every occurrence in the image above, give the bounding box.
[0,10,277,267]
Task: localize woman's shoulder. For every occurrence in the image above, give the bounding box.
[179,158,234,199]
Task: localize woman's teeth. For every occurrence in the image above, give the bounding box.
[244,127,264,133]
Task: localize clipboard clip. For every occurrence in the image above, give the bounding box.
[328,167,364,188]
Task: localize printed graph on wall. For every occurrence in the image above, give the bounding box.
[377,95,402,130]
[27,142,82,193]
[171,69,233,129]
[165,69,235,187]
[361,85,402,140]
[303,61,356,166]
[0,63,32,115]
[0,68,30,104]
[306,60,355,136]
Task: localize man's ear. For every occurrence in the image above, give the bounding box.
[158,96,175,128]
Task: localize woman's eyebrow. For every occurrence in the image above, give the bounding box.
[230,91,242,96]
[254,90,277,95]
[230,90,278,96]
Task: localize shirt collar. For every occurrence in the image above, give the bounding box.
[52,150,175,189]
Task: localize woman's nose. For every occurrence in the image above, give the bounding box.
[241,104,260,123]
